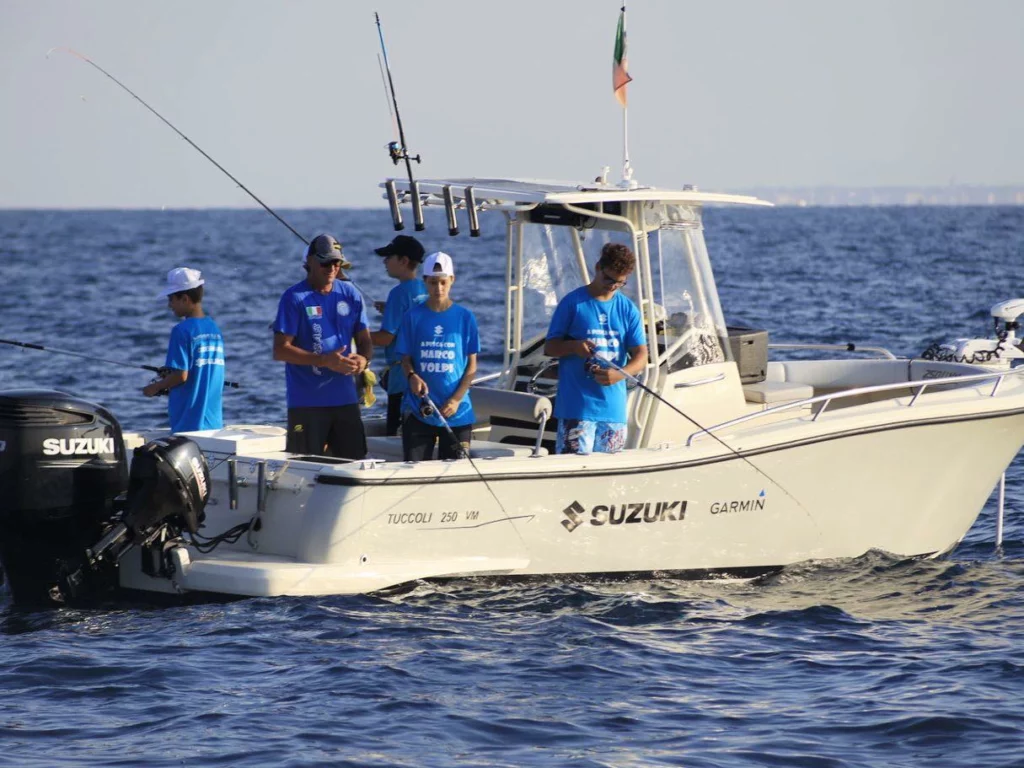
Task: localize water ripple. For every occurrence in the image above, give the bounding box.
[0,208,1022,766]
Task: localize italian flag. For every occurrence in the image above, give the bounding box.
[613,7,632,107]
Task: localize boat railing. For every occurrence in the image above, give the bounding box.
[768,342,898,360]
[687,365,1024,446]
[473,371,503,385]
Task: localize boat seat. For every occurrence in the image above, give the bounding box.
[742,380,815,404]
[365,435,545,461]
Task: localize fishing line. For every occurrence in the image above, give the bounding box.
[420,394,529,547]
[48,47,375,302]
[376,53,400,141]
[589,355,816,521]
[0,337,242,389]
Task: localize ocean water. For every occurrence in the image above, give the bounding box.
[0,206,1022,767]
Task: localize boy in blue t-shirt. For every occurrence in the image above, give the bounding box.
[369,235,428,436]
[143,267,226,433]
[544,243,648,454]
[396,251,480,461]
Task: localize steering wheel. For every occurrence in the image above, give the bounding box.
[527,359,560,397]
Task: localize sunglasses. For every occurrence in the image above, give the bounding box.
[318,260,342,270]
[599,267,629,289]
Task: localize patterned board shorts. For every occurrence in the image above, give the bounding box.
[556,418,627,455]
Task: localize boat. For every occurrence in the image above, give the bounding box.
[1,174,1022,606]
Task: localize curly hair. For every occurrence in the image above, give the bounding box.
[598,242,635,275]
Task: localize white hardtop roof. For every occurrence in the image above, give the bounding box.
[386,177,773,207]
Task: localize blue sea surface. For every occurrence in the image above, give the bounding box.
[0,206,1022,767]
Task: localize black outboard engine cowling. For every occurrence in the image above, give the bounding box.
[71,435,211,596]
[0,390,128,604]
[124,436,209,538]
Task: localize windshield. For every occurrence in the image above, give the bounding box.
[645,204,730,371]
[509,203,728,374]
[518,221,637,346]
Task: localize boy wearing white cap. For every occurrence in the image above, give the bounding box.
[143,267,226,432]
[396,252,480,460]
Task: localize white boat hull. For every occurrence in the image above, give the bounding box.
[126,387,1024,598]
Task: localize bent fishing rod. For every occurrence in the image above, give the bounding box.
[49,47,375,301]
[590,355,815,520]
[0,338,242,389]
[374,12,424,231]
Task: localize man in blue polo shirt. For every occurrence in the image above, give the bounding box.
[272,233,372,459]
[544,242,648,454]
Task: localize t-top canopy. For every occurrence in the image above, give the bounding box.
[383,177,773,208]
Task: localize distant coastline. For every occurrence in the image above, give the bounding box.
[738,185,1024,207]
[3,185,1024,210]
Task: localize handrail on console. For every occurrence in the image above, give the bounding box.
[687,366,1024,447]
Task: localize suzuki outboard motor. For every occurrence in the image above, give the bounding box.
[79,435,210,580]
[0,391,212,606]
[0,390,128,604]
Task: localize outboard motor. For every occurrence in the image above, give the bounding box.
[77,435,210,585]
[922,298,1024,368]
[0,390,212,606]
[0,390,128,605]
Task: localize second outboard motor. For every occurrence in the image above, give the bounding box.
[0,390,128,605]
[82,436,210,578]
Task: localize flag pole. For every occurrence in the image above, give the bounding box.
[613,6,636,188]
[622,93,632,184]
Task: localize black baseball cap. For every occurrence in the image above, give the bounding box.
[307,233,349,266]
[374,235,425,263]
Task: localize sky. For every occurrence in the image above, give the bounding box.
[1,0,1023,208]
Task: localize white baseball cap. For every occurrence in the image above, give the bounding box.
[423,251,455,278]
[160,267,205,297]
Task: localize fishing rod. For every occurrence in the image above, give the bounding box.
[589,355,813,519]
[374,12,425,231]
[49,47,376,302]
[420,394,529,544]
[0,338,242,389]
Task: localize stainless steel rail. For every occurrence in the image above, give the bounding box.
[768,342,898,360]
[687,366,1024,446]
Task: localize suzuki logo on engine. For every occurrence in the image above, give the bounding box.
[42,437,115,456]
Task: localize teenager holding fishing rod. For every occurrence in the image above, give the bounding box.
[141,267,226,432]
[544,242,649,455]
[396,252,480,461]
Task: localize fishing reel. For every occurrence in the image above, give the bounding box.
[387,141,420,166]
[147,366,173,396]
[418,396,435,419]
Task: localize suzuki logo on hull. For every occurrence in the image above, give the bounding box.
[561,500,688,532]
[42,437,116,457]
[561,501,586,532]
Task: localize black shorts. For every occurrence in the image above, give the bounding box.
[402,413,472,462]
[287,404,366,460]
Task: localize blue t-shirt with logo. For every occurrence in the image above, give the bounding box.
[273,279,369,408]
[380,278,428,395]
[545,286,646,422]
[165,316,225,432]
[395,302,480,428]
